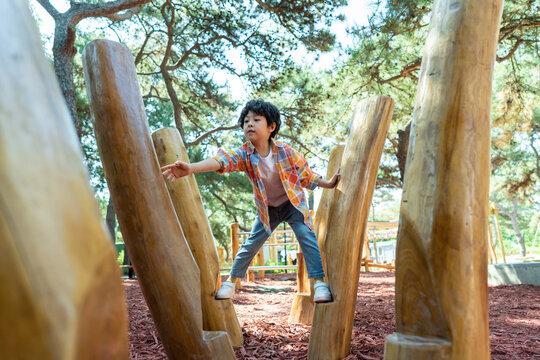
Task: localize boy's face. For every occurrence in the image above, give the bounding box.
[243,110,276,145]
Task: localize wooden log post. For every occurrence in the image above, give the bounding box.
[0,5,128,359]
[82,39,234,360]
[289,145,344,325]
[152,127,243,346]
[217,247,225,266]
[491,206,507,263]
[230,223,242,288]
[271,233,278,262]
[248,259,255,282]
[296,253,308,293]
[288,252,313,324]
[362,234,372,272]
[231,223,240,260]
[256,249,265,278]
[488,223,497,264]
[383,0,503,359]
[308,96,394,359]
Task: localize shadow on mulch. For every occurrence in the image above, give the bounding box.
[124,272,539,359]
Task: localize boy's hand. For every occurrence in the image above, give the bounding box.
[318,168,341,189]
[330,168,341,188]
[161,161,192,182]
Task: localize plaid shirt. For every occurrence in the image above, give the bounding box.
[213,139,322,235]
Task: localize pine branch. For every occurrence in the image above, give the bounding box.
[68,0,152,25]
[35,0,60,19]
[185,125,240,148]
[209,190,250,232]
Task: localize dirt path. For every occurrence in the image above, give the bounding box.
[125,272,539,359]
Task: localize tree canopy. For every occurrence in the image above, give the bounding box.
[31,0,539,252]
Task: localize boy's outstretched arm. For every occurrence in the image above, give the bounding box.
[317,168,341,189]
[161,158,221,182]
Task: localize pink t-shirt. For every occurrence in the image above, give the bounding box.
[258,150,289,207]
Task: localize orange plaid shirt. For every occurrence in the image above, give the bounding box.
[213,139,322,235]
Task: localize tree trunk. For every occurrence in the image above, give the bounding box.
[83,39,234,360]
[0,4,128,358]
[384,0,503,358]
[397,121,411,182]
[508,199,527,257]
[495,198,527,257]
[105,197,116,243]
[52,18,80,136]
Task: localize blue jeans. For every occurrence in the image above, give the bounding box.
[230,200,325,279]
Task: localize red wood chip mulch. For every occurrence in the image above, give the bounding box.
[124,272,540,359]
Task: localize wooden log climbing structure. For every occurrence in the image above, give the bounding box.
[309,96,394,359]
[289,145,344,324]
[0,4,128,359]
[383,0,504,359]
[490,204,507,263]
[152,127,243,346]
[83,39,235,360]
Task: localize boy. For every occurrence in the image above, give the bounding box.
[161,99,340,302]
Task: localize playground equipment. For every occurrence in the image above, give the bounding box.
[489,203,507,263]
[365,222,398,270]
[383,0,504,358]
[151,127,243,346]
[0,3,128,359]
[83,39,235,359]
[309,96,395,359]
[289,145,344,324]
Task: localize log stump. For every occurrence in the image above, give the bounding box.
[308,96,394,359]
[152,127,243,346]
[383,0,503,359]
[289,145,344,324]
[83,39,234,360]
[0,5,128,359]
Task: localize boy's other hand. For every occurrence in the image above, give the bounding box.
[161,161,192,182]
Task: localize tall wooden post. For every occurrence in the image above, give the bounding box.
[231,223,240,259]
[0,4,128,359]
[488,223,497,264]
[491,205,507,263]
[383,1,503,359]
[152,127,243,346]
[230,223,242,288]
[288,252,313,324]
[289,145,344,324]
[83,39,234,360]
[256,249,265,278]
[308,96,394,359]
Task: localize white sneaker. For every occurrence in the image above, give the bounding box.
[313,280,332,303]
[215,280,235,300]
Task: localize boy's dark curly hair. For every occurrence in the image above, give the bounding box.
[237,99,281,139]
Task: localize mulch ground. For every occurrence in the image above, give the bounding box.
[124,272,540,359]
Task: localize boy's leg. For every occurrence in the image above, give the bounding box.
[283,204,332,302]
[229,217,272,279]
[282,203,326,279]
[217,209,281,299]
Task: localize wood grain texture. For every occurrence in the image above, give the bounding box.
[230,223,242,288]
[309,96,394,359]
[152,127,243,346]
[288,145,344,325]
[384,0,503,359]
[0,4,128,359]
[82,39,234,360]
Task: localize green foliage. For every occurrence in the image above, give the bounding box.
[32,0,539,256]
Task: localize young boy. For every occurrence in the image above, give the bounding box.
[161,99,339,302]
